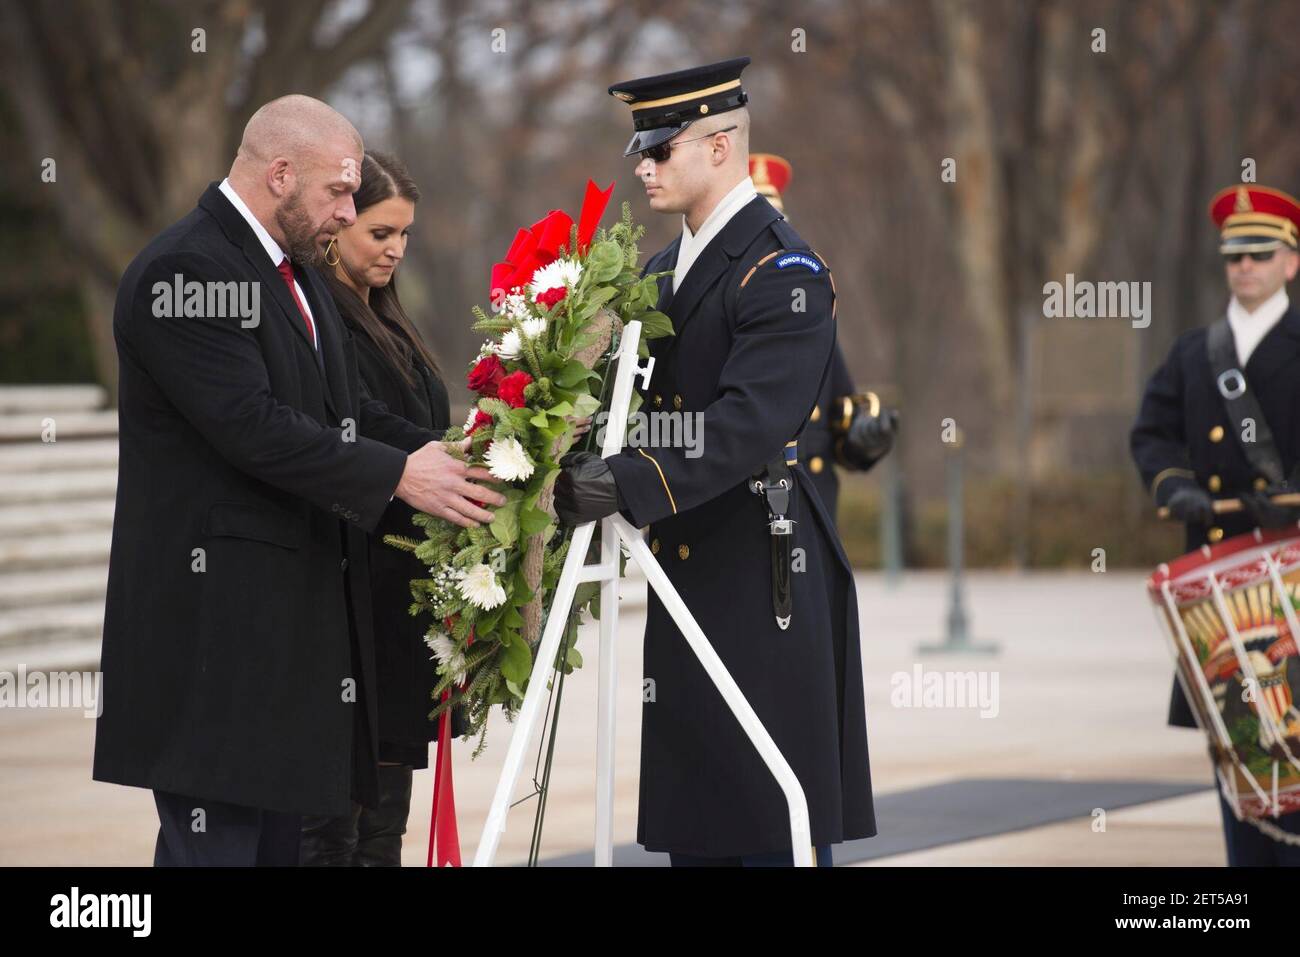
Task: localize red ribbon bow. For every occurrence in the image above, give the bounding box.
[489,179,614,302]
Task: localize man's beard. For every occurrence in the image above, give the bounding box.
[275,187,328,266]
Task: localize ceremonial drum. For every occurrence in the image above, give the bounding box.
[1148,528,1300,820]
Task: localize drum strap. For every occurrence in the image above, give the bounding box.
[1206,317,1288,487]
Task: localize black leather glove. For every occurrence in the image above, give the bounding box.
[1240,489,1300,529]
[555,451,623,526]
[1165,485,1215,525]
[842,407,899,469]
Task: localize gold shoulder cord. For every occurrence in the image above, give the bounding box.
[739,250,784,290]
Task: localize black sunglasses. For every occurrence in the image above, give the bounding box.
[1223,250,1278,264]
[639,125,738,164]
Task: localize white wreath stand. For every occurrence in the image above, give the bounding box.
[472,320,813,867]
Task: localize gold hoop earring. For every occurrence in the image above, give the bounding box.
[324,238,340,267]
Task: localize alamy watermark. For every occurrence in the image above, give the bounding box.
[50,887,150,937]
[152,274,261,328]
[593,410,703,458]
[1042,273,1151,329]
[890,664,1000,718]
[0,666,102,718]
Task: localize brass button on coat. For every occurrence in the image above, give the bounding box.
[1256,477,1269,491]
[653,394,662,409]
[673,394,682,410]
[677,544,690,560]
[1209,425,1224,443]
[810,455,825,474]
[651,538,660,555]
[810,405,821,423]
[1208,527,1224,543]
[1208,475,1221,492]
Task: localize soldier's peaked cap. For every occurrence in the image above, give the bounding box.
[1209,184,1300,254]
[608,57,750,157]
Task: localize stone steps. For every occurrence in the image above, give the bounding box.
[0,387,113,653]
[0,384,107,414]
[0,410,119,443]
[0,530,112,573]
[0,469,116,505]
[0,439,118,472]
[0,500,115,537]
[0,599,104,648]
[0,566,108,611]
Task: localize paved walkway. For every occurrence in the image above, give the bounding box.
[0,571,1225,866]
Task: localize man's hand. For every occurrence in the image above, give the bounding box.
[555,451,622,526]
[571,415,593,439]
[394,438,506,527]
[1166,485,1215,525]
[1241,489,1300,529]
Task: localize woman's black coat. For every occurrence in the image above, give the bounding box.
[345,314,451,768]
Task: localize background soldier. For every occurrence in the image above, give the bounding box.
[1131,183,1300,865]
[750,152,899,522]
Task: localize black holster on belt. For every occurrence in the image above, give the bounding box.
[750,445,795,630]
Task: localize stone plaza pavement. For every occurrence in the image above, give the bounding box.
[0,570,1227,866]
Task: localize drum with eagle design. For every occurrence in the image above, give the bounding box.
[1148,528,1300,820]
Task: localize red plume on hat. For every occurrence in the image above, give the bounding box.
[750,153,792,212]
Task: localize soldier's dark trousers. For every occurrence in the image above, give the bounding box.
[1216,769,1300,865]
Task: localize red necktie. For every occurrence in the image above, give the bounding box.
[276,258,317,349]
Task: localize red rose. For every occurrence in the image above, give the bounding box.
[467,410,493,435]
[467,354,506,396]
[536,286,567,309]
[498,371,533,409]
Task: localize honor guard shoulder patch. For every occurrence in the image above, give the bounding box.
[773,252,822,273]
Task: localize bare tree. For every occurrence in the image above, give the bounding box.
[0,0,413,392]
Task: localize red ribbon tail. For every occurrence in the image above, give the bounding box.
[427,691,461,867]
[577,179,615,252]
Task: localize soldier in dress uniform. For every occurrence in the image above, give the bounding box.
[749,152,899,521]
[554,57,876,866]
[1131,183,1300,865]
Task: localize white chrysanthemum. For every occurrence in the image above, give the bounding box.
[529,258,583,299]
[424,629,467,682]
[494,329,522,360]
[520,316,548,341]
[476,338,496,359]
[457,563,506,610]
[485,435,535,482]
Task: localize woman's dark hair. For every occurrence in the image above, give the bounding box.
[322,150,440,388]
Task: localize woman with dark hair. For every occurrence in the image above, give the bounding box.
[300,150,452,866]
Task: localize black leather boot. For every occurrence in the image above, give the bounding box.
[300,803,362,866]
[354,764,412,866]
